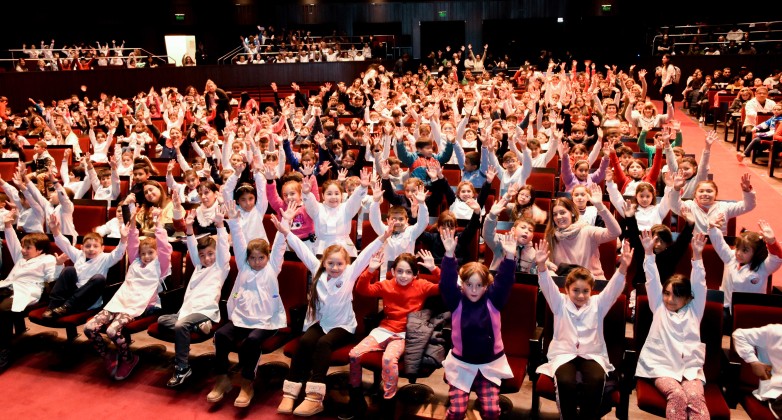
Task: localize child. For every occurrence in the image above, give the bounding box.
[167,161,201,205]
[635,230,709,420]
[534,239,632,419]
[507,184,547,225]
[529,130,561,168]
[733,324,782,418]
[88,124,114,163]
[368,179,428,279]
[484,198,536,273]
[159,206,229,388]
[395,135,454,183]
[346,251,441,416]
[173,181,221,236]
[0,164,45,233]
[267,170,319,248]
[218,162,269,242]
[83,207,172,380]
[301,168,371,257]
[206,203,285,406]
[25,172,77,237]
[380,164,447,221]
[445,166,496,221]
[709,216,782,316]
[559,141,610,192]
[86,157,121,200]
[44,214,127,319]
[664,131,715,200]
[275,214,393,416]
[607,178,671,231]
[30,140,52,173]
[483,134,533,195]
[608,136,664,196]
[0,209,56,368]
[440,226,517,420]
[670,173,756,234]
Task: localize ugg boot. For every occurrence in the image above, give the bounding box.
[206,374,233,403]
[234,378,255,408]
[278,380,303,414]
[293,382,327,417]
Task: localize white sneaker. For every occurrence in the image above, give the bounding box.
[198,321,212,335]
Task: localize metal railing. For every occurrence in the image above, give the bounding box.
[218,34,398,65]
[8,47,171,65]
[651,21,782,55]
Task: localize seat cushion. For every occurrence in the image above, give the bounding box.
[536,373,621,405]
[28,307,99,328]
[260,327,292,353]
[123,315,157,335]
[637,379,730,420]
[742,394,776,420]
[282,337,353,366]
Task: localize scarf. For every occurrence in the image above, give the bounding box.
[554,220,588,241]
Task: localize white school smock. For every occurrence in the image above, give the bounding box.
[0,227,56,312]
[635,255,707,382]
[178,227,230,323]
[733,324,782,400]
[225,221,287,329]
[54,233,126,306]
[303,185,367,257]
[369,200,428,279]
[536,268,626,377]
[670,186,756,235]
[287,230,384,334]
[709,226,782,310]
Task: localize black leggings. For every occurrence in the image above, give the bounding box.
[48,267,106,311]
[554,357,607,420]
[287,324,353,383]
[213,321,277,380]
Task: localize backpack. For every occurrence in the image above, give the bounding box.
[672,65,682,84]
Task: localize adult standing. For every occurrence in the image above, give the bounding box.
[656,54,676,114]
[204,79,229,133]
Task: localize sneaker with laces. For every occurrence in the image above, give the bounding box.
[114,354,139,380]
[198,321,212,335]
[167,365,193,387]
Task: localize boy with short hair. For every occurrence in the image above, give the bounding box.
[31,140,52,173]
[483,198,536,272]
[394,135,454,183]
[529,130,561,168]
[43,213,128,319]
[368,180,429,279]
[158,206,229,387]
[87,157,121,200]
[0,209,56,368]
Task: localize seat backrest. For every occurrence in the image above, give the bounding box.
[72,200,109,236]
[167,250,185,289]
[528,168,556,196]
[352,288,380,336]
[0,159,18,181]
[757,111,774,126]
[731,293,782,392]
[150,158,180,177]
[500,283,538,359]
[599,240,617,279]
[279,260,309,329]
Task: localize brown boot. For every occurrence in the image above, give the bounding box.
[234,378,255,408]
[293,382,326,417]
[278,380,303,414]
[206,374,233,403]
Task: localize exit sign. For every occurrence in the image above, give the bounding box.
[601,4,612,12]
[438,10,447,18]
[175,13,185,21]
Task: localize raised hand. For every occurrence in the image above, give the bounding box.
[359,167,372,187]
[709,212,725,231]
[213,206,225,227]
[704,130,717,149]
[441,226,457,257]
[368,249,384,272]
[673,168,686,190]
[337,168,348,183]
[301,176,312,195]
[416,249,436,272]
[640,230,655,255]
[740,173,753,192]
[664,94,672,103]
[680,206,696,225]
[184,209,196,227]
[382,218,398,240]
[55,252,70,266]
[270,214,291,236]
[499,232,518,259]
[224,200,239,220]
[414,185,427,203]
[691,232,707,260]
[300,161,315,177]
[167,160,176,173]
[48,213,61,236]
[282,200,301,221]
[466,198,481,214]
[587,183,604,206]
[617,239,633,275]
[623,200,637,218]
[485,165,498,184]
[758,219,776,244]
[490,197,508,216]
[534,238,549,268]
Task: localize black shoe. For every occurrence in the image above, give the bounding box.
[41,309,56,320]
[339,387,367,420]
[44,305,72,320]
[0,349,10,370]
[167,366,192,387]
[769,394,782,420]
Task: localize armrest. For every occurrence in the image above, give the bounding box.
[527,326,545,382]
[159,286,186,314]
[617,349,638,420]
[722,347,743,409]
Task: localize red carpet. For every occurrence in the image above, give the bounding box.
[0,333,307,419]
[674,105,782,286]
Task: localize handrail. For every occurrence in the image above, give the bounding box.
[218,45,244,65]
[659,20,782,30]
[650,29,782,55]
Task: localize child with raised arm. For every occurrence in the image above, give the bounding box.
[368,177,428,279]
[0,163,45,233]
[635,230,710,420]
[346,250,441,417]
[86,156,121,200]
[276,214,393,416]
[0,209,56,368]
[670,172,756,234]
[709,215,782,320]
[25,170,77,237]
[159,206,229,388]
[43,213,127,319]
[83,207,172,381]
[440,227,517,420]
[733,324,782,418]
[483,198,536,273]
[301,167,372,257]
[266,165,319,248]
[535,238,633,419]
[664,130,714,200]
[216,159,269,242]
[206,202,286,407]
